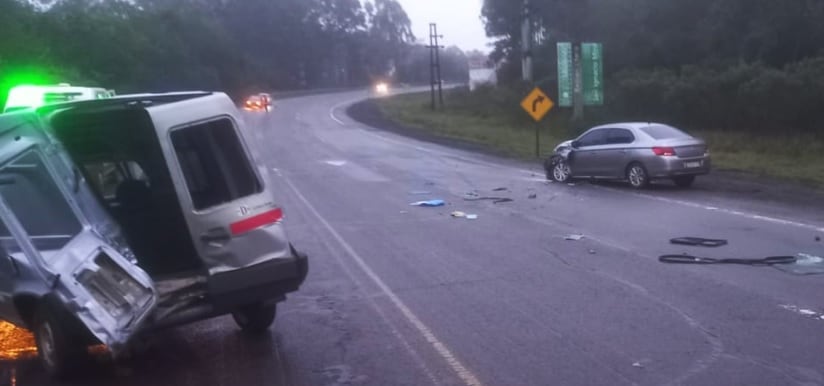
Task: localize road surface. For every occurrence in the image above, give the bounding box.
[3,90,824,386]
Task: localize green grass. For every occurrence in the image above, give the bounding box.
[377,90,824,187]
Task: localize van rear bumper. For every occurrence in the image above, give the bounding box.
[207,245,308,311]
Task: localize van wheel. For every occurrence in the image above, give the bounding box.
[232,303,276,334]
[33,300,90,379]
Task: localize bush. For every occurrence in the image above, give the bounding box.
[607,58,824,135]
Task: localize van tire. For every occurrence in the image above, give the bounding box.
[232,303,276,334]
[33,299,91,379]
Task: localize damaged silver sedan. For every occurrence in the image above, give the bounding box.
[0,92,308,378]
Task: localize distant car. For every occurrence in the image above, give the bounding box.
[544,123,711,188]
[244,95,265,111]
[373,82,390,95]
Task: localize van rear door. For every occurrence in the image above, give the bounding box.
[145,93,293,274]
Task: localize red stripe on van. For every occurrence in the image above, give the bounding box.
[230,208,283,235]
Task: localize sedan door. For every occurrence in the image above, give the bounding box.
[597,128,637,178]
[569,129,609,177]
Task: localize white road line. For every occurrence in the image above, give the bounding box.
[595,185,824,233]
[282,177,484,386]
[328,100,352,126]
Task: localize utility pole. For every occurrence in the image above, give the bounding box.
[427,23,444,110]
[521,0,533,83]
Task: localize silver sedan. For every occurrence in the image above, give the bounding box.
[544,123,711,188]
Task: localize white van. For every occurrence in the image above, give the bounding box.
[2,84,115,113]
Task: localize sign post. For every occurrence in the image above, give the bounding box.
[520,87,555,158]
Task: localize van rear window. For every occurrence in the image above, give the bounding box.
[171,118,261,210]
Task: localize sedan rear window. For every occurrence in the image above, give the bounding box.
[640,125,691,140]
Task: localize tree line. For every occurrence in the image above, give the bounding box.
[482,0,824,133]
[0,0,469,107]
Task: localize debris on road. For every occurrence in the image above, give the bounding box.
[528,194,537,199]
[451,211,467,218]
[670,237,728,247]
[492,187,508,192]
[567,183,576,186]
[589,249,597,255]
[493,198,514,204]
[466,214,478,220]
[410,200,445,207]
[565,234,585,241]
[773,253,824,275]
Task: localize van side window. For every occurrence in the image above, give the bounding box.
[0,150,82,251]
[171,118,261,210]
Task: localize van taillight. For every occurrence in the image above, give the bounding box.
[652,147,676,156]
[230,208,283,235]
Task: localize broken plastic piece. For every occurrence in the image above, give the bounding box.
[492,187,508,192]
[670,237,728,247]
[565,234,584,241]
[451,211,467,218]
[493,198,514,204]
[409,200,445,207]
[466,214,478,220]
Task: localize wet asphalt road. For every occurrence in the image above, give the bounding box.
[5,90,824,386]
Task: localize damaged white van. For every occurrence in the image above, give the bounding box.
[0,92,308,378]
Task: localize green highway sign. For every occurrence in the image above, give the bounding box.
[556,42,573,107]
[581,42,604,106]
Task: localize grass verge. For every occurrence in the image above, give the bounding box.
[376,89,824,187]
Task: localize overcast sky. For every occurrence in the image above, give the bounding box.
[395,0,494,53]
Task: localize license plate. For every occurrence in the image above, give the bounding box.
[684,161,701,168]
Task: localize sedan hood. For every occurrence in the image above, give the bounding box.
[554,140,573,153]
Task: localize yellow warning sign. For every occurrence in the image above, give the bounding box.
[520,87,554,122]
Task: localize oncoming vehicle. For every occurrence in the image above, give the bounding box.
[545,123,711,188]
[244,93,273,112]
[0,92,308,378]
[2,84,115,113]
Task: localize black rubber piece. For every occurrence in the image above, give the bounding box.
[670,237,729,247]
[659,254,797,266]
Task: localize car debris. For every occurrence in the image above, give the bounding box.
[466,214,479,220]
[410,199,446,207]
[670,237,728,247]
[492,187,508,192]
[528,194,537,199]
[565,234,585,241]
[493,198,514,204]
[451,211,467,218]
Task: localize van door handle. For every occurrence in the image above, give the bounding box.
[200,228,231,243]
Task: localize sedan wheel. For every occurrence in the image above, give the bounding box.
[627,163,649,189]
[551,159,572,183]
